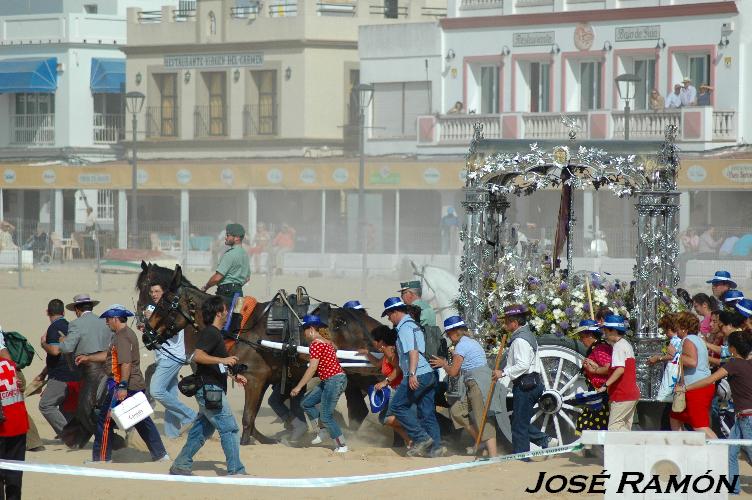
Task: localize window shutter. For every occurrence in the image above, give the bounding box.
[372,83,404,138]
[402,82,430,138]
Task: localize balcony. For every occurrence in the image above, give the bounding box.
[11,114,55,146]
[145,106,179,138]
[243,104,278,137]
[459,0,503,10]
[93,114,124,144]
[416,108,737,146]
[194,105,227,138]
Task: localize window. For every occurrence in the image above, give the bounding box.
[689,55,711,87]
[84,4,98,13]
[372,81,431,139]
[579,61,602,111]
[93,93,124,142]
[251,70,277,134]
[97,190,114,221]
[530,62,550,113]
[15,93,55,115]
[154,73,177,136]
[480,66,499,114]
[633,59,656,110]
[206,72,226,135]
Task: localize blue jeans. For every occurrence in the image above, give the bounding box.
[302,374,347,440]
[92,382,167,462]
[172,385,245,474]
[512,380,550,454]
[729,415,752,494]
[390,372,442,452]
[150,357,197,438]
[269,383,305,422]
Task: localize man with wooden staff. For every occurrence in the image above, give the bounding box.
[493,304,557,455]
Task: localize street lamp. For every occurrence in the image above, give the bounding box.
[354,83,374,295]
[125,91,145,249]
[615,73,641,141]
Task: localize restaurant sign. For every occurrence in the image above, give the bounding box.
[164,53,264,69]
[513,31,555,48]
[615,25,660,42]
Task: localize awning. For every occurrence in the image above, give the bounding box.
[90,58,125,94]
[0,57,58,93]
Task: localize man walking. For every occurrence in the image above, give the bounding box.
[382,297,444,458]
[493,304,557,455]
[77,305,168,463]
[58,294,113,448]
[145,283,197,439]
[36,299,79,441]
[399,280,437,328]
[170,296,247,476]
[201,223,250,305]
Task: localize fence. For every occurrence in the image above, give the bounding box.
[243,104,278,137]
[10,114,55,145]
[194,105,227,138]
[93,113,124,144]
[145,106,179,138]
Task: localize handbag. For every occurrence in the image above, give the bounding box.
[203,385,224,410]
[671,354,686,413]
[656,358,680,402]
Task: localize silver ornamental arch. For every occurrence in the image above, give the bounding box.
[457,122,681,399]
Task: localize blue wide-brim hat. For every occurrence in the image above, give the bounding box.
[99,304,135,319]
[602,314,628,333]
[300,314,327,329]
[574,319,601,335]
[367,385,391,414]
[736,299,752,319]
[443,315,466,332]
[381,297,407,317]
[343,300,365,310]
[723,290,745,303]
[707,270,737,289]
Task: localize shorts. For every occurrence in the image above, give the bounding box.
[670,383,715,428]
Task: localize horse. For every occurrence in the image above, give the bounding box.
[411,262,460,325]
[140,264,381,445]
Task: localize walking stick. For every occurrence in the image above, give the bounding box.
[585,275,595,321]
[475,334,508,457]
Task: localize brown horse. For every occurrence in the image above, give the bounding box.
[141,264,381,445]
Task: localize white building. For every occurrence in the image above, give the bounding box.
[0,0,178,238]
[360,0,752,255]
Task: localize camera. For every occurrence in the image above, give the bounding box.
[228,363,248,376]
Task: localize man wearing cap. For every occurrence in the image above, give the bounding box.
[707,271,737,300]
[597,315,640,431]
[399,281,436,328]
[382,297,444,458]
[57,294,113,448]
[77,305,168,463]
[680,77,697,107]
[492,304,556,454]
[201,223,250,305]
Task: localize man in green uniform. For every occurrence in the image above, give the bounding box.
[201,223,250,305]
[399,280,436,328]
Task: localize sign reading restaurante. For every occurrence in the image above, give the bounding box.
[615,25,660,42]
[164,53,264,69]
[513,31,555,47]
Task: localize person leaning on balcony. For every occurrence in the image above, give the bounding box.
[447,101,464,114]
[649,89,664,112]
[665,84,683,109]
[697,85,713,106]
[680,78,697,107]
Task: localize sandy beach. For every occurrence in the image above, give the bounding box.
[0,264,748,499]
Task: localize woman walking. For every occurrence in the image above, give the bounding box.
[575,319,612,434]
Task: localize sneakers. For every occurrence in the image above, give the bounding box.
[406,438,433,457]
[155,454,171,462]
[430,445,448,458]
[544,437,559,449]
[311,428,328,445]
[169,466,193,476]
[334,445,349,453]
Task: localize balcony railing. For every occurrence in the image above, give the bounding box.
[421,108,736,145]
[243,104,278,136]
[230,4,260,19]
[194,105,227,138]
[369,3,408,17]
[421,6,447,17]
[11,113,55,145]
[93,113,124,144]
[459,0,503,9]
[145,106,179,138]
[317,1,356,15]
[268,2,298,17]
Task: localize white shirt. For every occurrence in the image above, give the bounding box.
[155,329,186,363]
[665,92,682,108]
[680,85,697,106]
[610,337,634,368]
[505,334,543,380]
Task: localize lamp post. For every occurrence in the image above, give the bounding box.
[355,83,374,295]
[615,73,641,141]
[125,91,145,249]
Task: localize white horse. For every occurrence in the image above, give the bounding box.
[411,262,460,325]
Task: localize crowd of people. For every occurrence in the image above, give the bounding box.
[651,77,712,110]
[681,225,752,259]
[0,224,751,497]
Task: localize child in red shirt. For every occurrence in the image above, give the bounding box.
[291,315,348,452]
[0,343,29,500]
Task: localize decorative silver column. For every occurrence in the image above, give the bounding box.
[459,187,490,334]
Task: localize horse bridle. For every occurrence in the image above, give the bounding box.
[148,287,200,338]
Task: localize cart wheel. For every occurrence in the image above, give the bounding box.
[496,337,588,447]
[40,253,52,265]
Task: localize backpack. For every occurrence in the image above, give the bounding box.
[2,331,35,369]
[402,320,447,361]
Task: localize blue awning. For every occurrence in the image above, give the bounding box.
[90,58,125,94]
[0,57,58,93]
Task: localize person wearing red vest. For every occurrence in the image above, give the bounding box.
[0,337,30,500]
[597,315,640,431]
